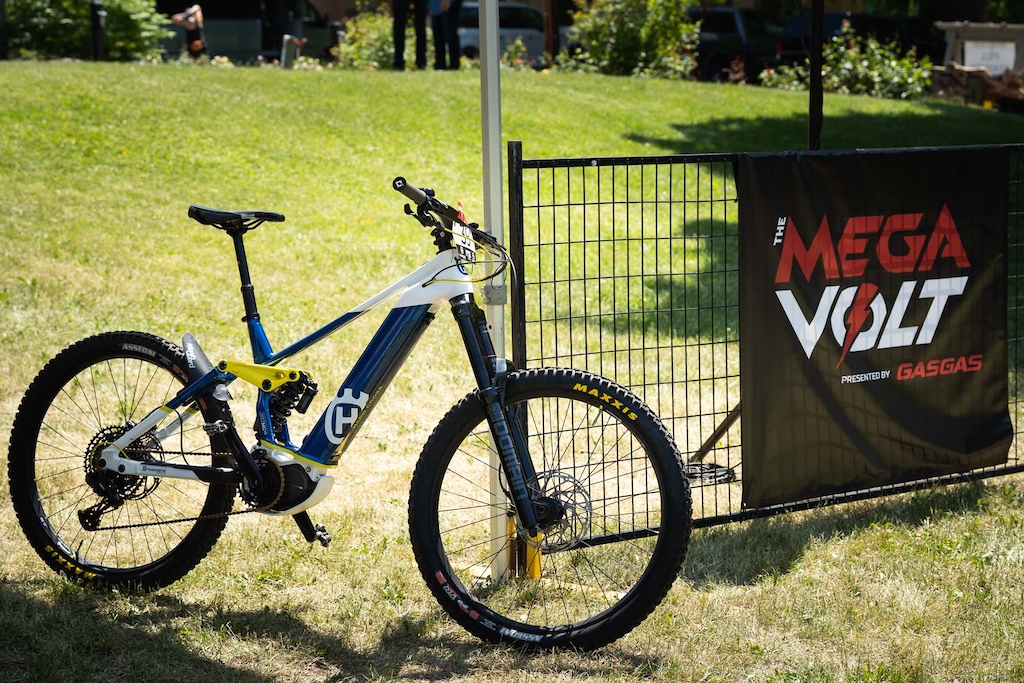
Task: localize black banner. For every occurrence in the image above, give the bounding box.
[738,149,1012,508]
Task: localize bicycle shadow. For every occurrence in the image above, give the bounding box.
[199,606,661,681]
[0,581,277,682]
[0,579,662,681]
[683,479,996,588]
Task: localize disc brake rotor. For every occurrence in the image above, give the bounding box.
[527,470,592,552]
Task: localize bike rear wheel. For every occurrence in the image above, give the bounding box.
[8,331,235,590]
[409,368,691,649]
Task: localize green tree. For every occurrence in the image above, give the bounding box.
[7,0,171,60]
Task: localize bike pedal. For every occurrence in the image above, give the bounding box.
[313,523,332,548]
[293,510,331,547]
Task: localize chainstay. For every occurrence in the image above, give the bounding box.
[89,448,285,531]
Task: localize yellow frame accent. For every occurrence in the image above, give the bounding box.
[257,440,335,469]
[218,359,302,392]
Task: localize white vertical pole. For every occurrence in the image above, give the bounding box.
[480,0,504,274]
[479,0,510,583]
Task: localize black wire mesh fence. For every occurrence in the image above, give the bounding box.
[507,141,1024,528]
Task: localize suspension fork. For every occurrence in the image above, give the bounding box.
[450,294,540,534]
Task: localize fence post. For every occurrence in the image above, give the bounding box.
[808,0,823,150]
[507,140,527,373]
[280,34,297,68]
[329,20,343,64]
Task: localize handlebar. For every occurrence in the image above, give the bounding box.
[392,176,429,206]
[393,176,462,225]
[392,176,506,269]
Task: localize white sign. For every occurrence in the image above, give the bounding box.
[963,40,1017,76]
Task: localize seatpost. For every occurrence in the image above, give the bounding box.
[228,230,260,322]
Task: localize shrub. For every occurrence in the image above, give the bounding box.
[568,0,698,79]
[500,37,534,71]
[6,0,171,61]
[760,28,933,99]
[333,5,433,71]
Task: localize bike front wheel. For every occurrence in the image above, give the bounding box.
[8,331,236,590]
[409,368,692,649]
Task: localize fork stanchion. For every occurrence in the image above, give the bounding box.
[525,531,543,581]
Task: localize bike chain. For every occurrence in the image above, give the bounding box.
[88,447,285,532]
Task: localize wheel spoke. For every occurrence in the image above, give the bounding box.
[414,368,690,648]
[9,333,235,589]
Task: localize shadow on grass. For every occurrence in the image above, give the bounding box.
[623,101,1024,155]
[0,580,661,682]
[0,582,278,682]
[684,479,1001,588]
[202,606,661,681]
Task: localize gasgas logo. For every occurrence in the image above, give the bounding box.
[772,205,980,380]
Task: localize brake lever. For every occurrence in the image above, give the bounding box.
[404,203,438,229]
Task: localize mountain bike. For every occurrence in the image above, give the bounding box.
[7,178,692,650]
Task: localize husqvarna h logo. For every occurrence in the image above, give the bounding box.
[325,388,369,444]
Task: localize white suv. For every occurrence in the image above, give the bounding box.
[457,1,546,61]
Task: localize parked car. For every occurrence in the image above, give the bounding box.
[778,11,945,66]
[689,6,782,82]
[458,1,546,61]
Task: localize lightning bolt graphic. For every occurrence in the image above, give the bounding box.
[836,283,878,369]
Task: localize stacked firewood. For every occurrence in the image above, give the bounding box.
[931,61,1024,107]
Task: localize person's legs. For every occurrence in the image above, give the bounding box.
[412,0,427,69]
[444,0,462,69]
[431,13,446,69]
[392,0,412,69]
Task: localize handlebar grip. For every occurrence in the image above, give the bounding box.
[393,177,428,206]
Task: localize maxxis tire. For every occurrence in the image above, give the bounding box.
[408,367,691,649]
[8,331,235,591]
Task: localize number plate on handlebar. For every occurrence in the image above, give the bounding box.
[452,222,476,265]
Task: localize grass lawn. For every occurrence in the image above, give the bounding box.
[2,61,1024,682]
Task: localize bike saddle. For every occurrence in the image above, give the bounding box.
[188,205,285,229]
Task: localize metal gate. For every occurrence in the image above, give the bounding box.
[507,140,1024,528]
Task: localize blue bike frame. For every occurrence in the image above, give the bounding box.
[98,201,541,531]
[99,237,477,480]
